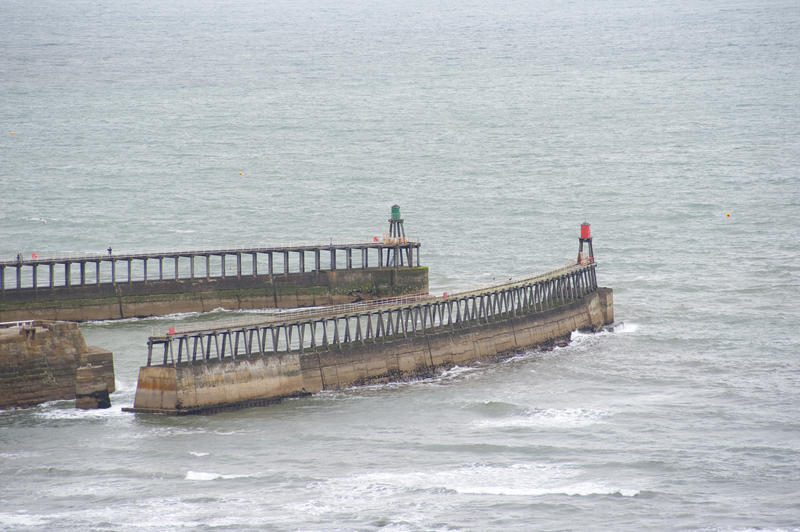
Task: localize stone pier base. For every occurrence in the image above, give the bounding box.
[75,365,112,409]
[0,321,115,410]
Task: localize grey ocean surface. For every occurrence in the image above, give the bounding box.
[1,0,799,530]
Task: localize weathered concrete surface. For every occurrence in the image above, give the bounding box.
[303,287,614,391]
[127,288,613,414]
[82,346,116,394]
[0,321,114,409]
[0,267,429,322]
[75,364,112,409]
[131,353,305,414]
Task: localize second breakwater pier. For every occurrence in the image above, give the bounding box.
[0,207,427,322]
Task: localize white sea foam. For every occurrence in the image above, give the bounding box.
[126,426,213,439]
[113,378,135,393]
[301,462,640,513]
[437,364,480,381]
[326,364,483,398]
[0,512,49,527]
[472,407,609,430]
[83,310,203,325]
[185,470,251,481]
[0,450,38,460]
[32,403,126,420]
[614,321,639,333]
[189,451,210,457]
[454,480,639,497]
[499,351,536,364]
[719,529,798,532]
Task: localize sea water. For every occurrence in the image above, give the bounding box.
[1,0,799,530]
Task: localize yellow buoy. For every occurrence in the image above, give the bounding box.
[726,212,731,217]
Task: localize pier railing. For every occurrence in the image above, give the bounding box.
[0,241,421,292]
[0,320,35,330]
[169,292,435,335]
[145,260,598,366]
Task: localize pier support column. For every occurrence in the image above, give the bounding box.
[80,261,86,285]
[221,255,226,278]
[205,255,210,280]
[0,265,4,291]
[315,250,320,271]
[159,258,163,280]
[65,262,71,287]
[252,253,258,277]
[236,253,242,279]
[268,252,273,276]
[299,251,305,273]
[346,248,352,269]
[111,260,115,284]
[127,259,132,284]
[32,265,37,290]
[190,256,195,279]
[174,256,180,280]
[283,251,289,274]
[95,261,100,284]
[330,248,336,270]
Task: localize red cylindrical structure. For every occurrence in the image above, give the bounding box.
[580,223,591,239]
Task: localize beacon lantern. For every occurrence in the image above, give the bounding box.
[577,222,594,264]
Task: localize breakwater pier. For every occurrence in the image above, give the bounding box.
[0,208,426,322]
[126,225,612,414]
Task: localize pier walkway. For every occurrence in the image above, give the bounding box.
[0,241,421,292]
[144,259,597,366]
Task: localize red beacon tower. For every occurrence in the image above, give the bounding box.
[577,222,594,264]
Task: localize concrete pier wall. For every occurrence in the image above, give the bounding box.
[0,267,429,322]
[129,288,613,414]
[0,321,114,409]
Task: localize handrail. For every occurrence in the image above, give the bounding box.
[168,293,435,335]
[0,240,421,267]
[452,258,595,298]
[0,240,423,291]
[0,320,35,329]
[156,259,595,339]
[144,261,600,366]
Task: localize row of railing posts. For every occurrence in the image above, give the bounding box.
[0,243,422,292]
[147,263,598,366]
